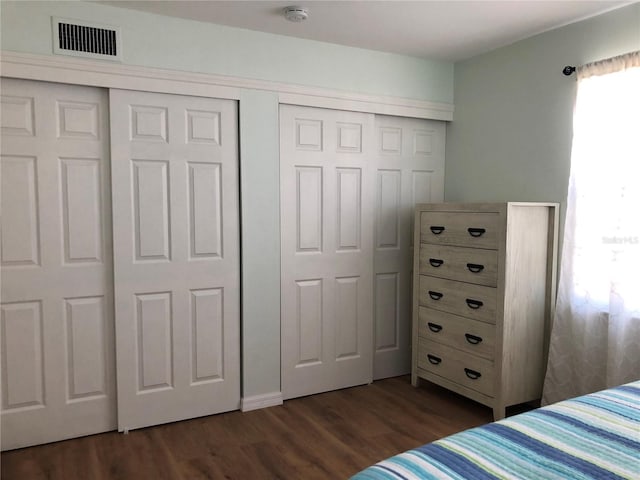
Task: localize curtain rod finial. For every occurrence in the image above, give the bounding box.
[563,65,576,76]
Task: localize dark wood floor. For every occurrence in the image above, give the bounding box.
[1,376,497,479]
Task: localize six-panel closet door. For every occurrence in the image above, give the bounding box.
[373,115,445,379]
[1,78,116,450]
[109,89,240,431]
[280,105,376,399]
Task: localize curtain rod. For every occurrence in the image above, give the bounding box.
[563,51,640,76]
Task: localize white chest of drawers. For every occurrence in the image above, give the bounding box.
[411,203,559,420]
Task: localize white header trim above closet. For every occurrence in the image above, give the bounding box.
[0,51,454,121]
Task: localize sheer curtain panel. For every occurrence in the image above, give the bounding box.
[542,51,640,405]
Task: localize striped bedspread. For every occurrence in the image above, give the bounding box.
[351,381,640,479]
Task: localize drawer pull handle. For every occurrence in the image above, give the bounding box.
[430,226,445,235]
[467,228,486,237]
[427,354,442,365]
[428,291,443,301]
[428,322,443,333]
[466,299,483,309]
[464,368,482,380]
[465,333,483,345]
[429,258,444,267]
[466,263,485,273]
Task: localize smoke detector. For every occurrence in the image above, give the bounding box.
[284,6,309,22]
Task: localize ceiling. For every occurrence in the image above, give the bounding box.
[99,1,632,61]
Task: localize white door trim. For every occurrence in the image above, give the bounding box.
[0,51,454,120]
[278,93,453,121]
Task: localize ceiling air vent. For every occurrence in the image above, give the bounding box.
[52,17,122,61]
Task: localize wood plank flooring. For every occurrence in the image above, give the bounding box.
[1,376,500,479]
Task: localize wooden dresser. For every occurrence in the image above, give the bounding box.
[412,203,558,420]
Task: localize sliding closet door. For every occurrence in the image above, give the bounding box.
[373,115,445,379]
[1,78,115,450]
[110,89,240,431]
[280,105,375,399]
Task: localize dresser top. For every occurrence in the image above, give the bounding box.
[415,202,559,213]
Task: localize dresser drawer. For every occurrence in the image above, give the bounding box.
[418,307,495,360]
[419,276,497,323]
[417,338,494,397]
[419,244,498,287]
[420,211,500,249]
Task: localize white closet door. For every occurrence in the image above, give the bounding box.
[0,78,115,450]
[373,115,445,379]
[280,105,375,399]
[110,89,240,431]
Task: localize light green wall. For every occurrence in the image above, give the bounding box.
[0,1,453,400]
[238,90,281,397]
[0,1,453,102]
[446,4,640,206]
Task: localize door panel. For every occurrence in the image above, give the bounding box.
[110,89,240,431]
[1,78,115,450]
[373,116,445,379]
[1,156,39,265]
[281,105,374,399]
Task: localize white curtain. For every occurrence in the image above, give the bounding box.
[542,51,640,405]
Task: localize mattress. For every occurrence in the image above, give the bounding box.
[351,381,640,479]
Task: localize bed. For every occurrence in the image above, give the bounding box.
[351,381,640,479]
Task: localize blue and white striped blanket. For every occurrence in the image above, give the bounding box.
[351,381,640,479]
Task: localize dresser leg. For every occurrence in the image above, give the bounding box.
[411,373,419,387]
[492,404,506,421]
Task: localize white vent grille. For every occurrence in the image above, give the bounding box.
[52,17,121,61]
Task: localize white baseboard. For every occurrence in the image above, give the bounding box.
[240,391,284,412]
